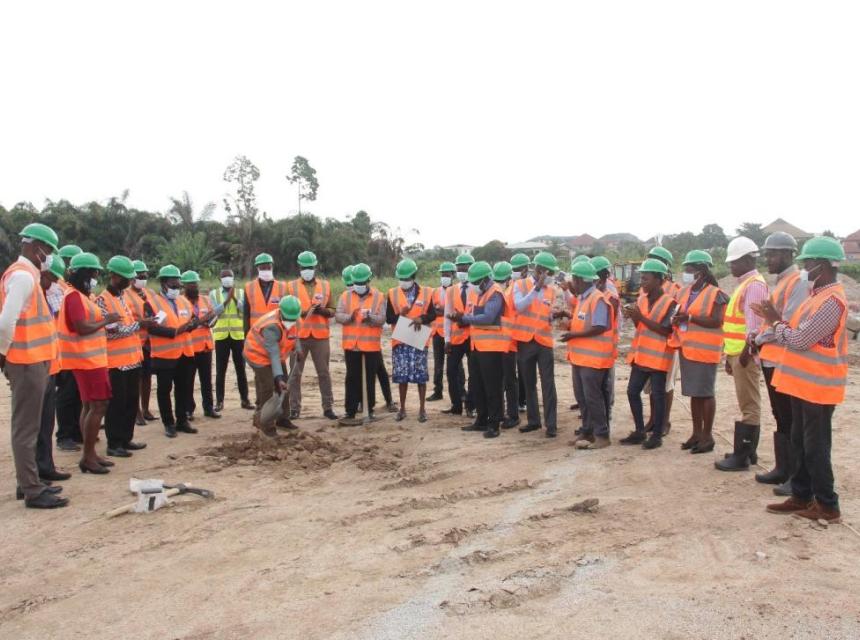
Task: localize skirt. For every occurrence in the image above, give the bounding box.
[72,367,112,402]
[391,344,429,384]
[679,354,718,398]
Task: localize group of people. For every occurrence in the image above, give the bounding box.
[0,223,849,524]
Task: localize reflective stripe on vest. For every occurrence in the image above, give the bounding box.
[627,292,675,372]
[431,287,446,338]
[341,289,383,352]
[96,290,143,368]
[723,273,766,356]
[245,279,287,326]
[772,284,847,405]
[187,294,215,353]
[389,285,432,348]
[287,279,331,340]
[149,293,194,359]
[510,278,556,347]
[128,288,152,346]
[669,284,724,364]
[469,284,508,352]
[57,289,108,370]
[447,284,471,345]
[244,309,297,367]
[566,288,615,369]
[0,261,58,365]
[212,288,245,341]
[759,272,805,365]
[501,285,517,353]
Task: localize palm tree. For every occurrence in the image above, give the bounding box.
[166,191,216,230]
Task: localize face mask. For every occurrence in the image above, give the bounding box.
[258,269,274,282]
[282,320,296,330]
[399,280,413,290]
[221,276,234,288]
[166,287,180,300]
[681,272,696,285]
[353,284,368,295]
[88,278,99,292]
[478,279,492,292]
[799,264,822,284]
[456,272,468,283]
[300,269,315,282]
[134,278,147,290]
[440,276,452,287]
[40,253,53,272]
[511,271,523,281]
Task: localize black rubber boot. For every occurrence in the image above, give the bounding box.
[715,423,759,471]
[755,433,790,484]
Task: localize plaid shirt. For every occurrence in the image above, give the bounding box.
[45,284,64,317]
[774,282,843,350]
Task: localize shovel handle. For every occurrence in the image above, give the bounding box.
[105,487,181,518]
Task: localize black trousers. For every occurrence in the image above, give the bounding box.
[472,351,504,425]
[502,352,519,420]
[187,350,214,415]
[345,350,381,416]
[105,368,141,448]
[215,337,249,404]
[763,366,792,435]
[432,334,446,396]
[55,370,82,443]
[376,356,392,405]
[154,356,193,427]
[37,375,57,475]
[446,339,473,412]
[790,397,838,510]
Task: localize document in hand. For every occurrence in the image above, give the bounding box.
[392,315,432,350]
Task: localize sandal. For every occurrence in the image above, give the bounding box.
[418,411,428,423]
[395,410,406,422]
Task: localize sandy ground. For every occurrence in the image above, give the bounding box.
[2,331,860,640]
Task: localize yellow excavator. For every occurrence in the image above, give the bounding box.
[613,261,642,301]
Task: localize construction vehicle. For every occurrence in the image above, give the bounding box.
[613,261,641,301]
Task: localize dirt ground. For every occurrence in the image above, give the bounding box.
[2,330,859,640]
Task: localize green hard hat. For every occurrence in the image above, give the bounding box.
[533,251,559,272]
[49,255,66,279]
[467,261,493,284]
[571,261,598,281]
[70,252,102,271]
[158,264,182,279]
[640,258,669,275]
[455,253,475,266]
[106,255,136,279]
[20,223,59,252]
[132,260,148,273]
[682,250,714,266]
[58,244,82,259]
[438,261,456,273]
[648,246,674,266]
[571,255,590,267]
[590,256,611,273]
[279,295,302,321]
[796,236,846,262]
[180,270,201,284]
[395,258,418,280]
[509,253,531,269]
[342,265,354,286]
[297,251,318,267]
[352,263,372,283]
[492,261,513,282]
[254,252,274,266]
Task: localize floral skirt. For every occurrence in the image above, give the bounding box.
[392,344,429,384]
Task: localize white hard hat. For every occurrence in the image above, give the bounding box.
[726,236,759,263]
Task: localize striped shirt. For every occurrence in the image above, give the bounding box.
[736,269,769,336]
[774,282,843,350]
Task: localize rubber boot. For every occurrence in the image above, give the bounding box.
[755,433,790,484]
[715,423,759,471]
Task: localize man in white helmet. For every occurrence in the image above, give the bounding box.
[716,236,769,472]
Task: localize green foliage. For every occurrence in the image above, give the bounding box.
[699,223,728,249]
[735,222,767,247]
[472,240,508,263]
[286,155,319,213]
[158,231,219,277]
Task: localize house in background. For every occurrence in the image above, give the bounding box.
[442,244,475,255]
[761,218,814,243]
[566,233,597,254]
[505,240,549,257]
[597,232,642,250]
[843,229,860,262]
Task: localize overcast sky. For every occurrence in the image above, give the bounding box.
[3,1,859,248]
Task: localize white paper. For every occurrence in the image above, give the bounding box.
[392,315,432,350]
[154,310,167,324]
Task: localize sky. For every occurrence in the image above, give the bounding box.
[2,1,859,248]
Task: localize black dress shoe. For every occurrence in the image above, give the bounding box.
[276,416,298,430]
[107,447,132,458]
[324,409,339,420]
[164,425,178,438]
[461,423,488,432]
[502,418,520,429]
[483,426,500,439]
[176,422,198,434]
[143,411,158,421]
[40,469,71,482]
[545,428,558,438]
[204,410,222,419]
[441,407,463,415]
[17,485,63,500]
[25,492,69,508]
[57,438,81,452]
[427,392,443,402]
[79,461,110,474]
[215,401,224,412]
[124,441,147,451]
[518,424,541,433]
[643,435,663,450]
[619,431,646,445]
[241,400,255,410]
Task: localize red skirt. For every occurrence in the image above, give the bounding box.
[72,368,112,402]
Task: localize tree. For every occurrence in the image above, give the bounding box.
[158,231,219,277]
[823,229,836,238]
[473,240,509,263]
[223,155,262,277]
[735,222,766,247]
[286,155,319,214]
[698,223,727,249]
[167,191,216,229]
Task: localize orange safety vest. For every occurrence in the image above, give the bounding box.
[468,284,508,352]
[0,260,58,365]
[446,282,472,345]
[663,279,681,301]
[501,284,517,353]
[244,279,287,327]
[244,309,298,367]
[431,286,447,338]
[186,294,215,353]
[388,285,433,348]
[627,292,676,372]
[772,284,847,405]
[96,289,143,368]
[148,292,195,360]
[128,288,153,346]
[286,278,331,340]
[566,287,616,369]
[759,271,804,364]
[341,288,384,352]
[668,284,725,364]
[57,288,107,370]
[510,278,556,347]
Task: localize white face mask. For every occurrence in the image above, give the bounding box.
[399,279,413,290]
[440,276,452,287]
[165,287,180,300]
[282,320,296,330]
[511,271,523,280]
[221,276,234,288]
[681,272,696,285]
[456,272,468,283]
[88,278,99,292]
[40,253,53,272]
[353,284,368,295]
[258,269,274,282]
[134,278,147,290]
[300,269,315,282]
[799,264,822,284]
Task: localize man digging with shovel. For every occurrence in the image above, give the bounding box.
[244,295,302,436]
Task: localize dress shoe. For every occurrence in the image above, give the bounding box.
[39,469,71,482]
[483,424,500,439]
[461,422,487,432]
[643,435,663,450]
[96,457,115,467]
[578,436,611,450]
[164,425,178,438]
[519,424,541,433]
[545,427,557,438]
[25,492,69,508]
[793,500,841,523]
[57,438,81,452]
[570,434,595,447]
[441,407,462,415]
[620,431,646,445]
[241,400,255,410]
[766,496,813,514]
[79,461,109,474]
[17,485,62,500]
[324,409,339,420]
[691,439,715,454]
[215,401,224,412]
[124,441,147,451]
[502,418,520,429]
[276,416,298,430]
[107,447,132,458]
[427,392,443,402]
[135,415,146,426]
[204,410,222,419]
[176,422,198,434]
